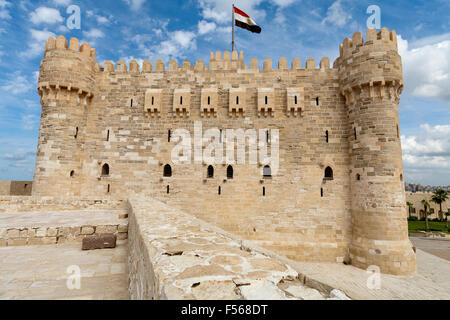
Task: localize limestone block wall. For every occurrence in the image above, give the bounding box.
[127,198,345,300]
[0,181,32,196]
[0,196,126,213]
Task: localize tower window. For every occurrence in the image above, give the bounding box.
[180,96,183,105]
[167,185,170,194]
[107,130,110,142]
[107,184,111,193]
[354,128,357,140]
[263,165,272,178]
[131,99,133,107]
[294,96,298,105]
[316,97,320,106]
[236,96,239,105]
[218,186,221,195]
[102,163,110,176]
[266,130,270,143]
[208,96,211,105]
[207,165,214,178]
[324,166,333,180]
[356,174,361,181]
[70,170,75,178]
[265,96,268,105]
[400,174,403,182]
[263,187,266,197]
[326,130,329,143]
[152,96,154,105]
[75,127,78,139]
[164,164,172,177]
[321,188,324,197]
[220,129,223,143]
[168,130,172,142]
[227,165,234,179]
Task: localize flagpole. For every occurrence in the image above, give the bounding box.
[232,4,235,52]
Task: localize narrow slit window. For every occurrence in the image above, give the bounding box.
[107,184,111,193]
[167,185,170,194]
[354,128,357,140]
[236,96,239,105]
[316,97,319,106]
[220,129,223,143]
[218,186,221,195]
[208,96,211,105]
[180,96,183,105]
[102,164,110,176]
[227,165,234,179]
[70,170,75,178]
[321,188,324,197]
[164,164,172,177]
[168,130,171,142]
[207,165,214,178]
[326,130,329,143]
[294,96,298,105]
[263,165,272,178]
[131,99,133,107]
[152,96,154,105]
[265,96,268,105]
[107,130,110,142]
[266,130,270,143]
[263,187,266,197]
[356,174,361,181]
[75,127,78,139]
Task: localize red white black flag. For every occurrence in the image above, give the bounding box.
[234,6,261,34]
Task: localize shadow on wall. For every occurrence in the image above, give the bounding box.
[0,181,33,196]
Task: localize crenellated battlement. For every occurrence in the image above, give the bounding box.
[45,35,96,60]
[338,27,398,59]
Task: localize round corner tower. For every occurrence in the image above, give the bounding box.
[336,28,416,275]
[33,35,97,196]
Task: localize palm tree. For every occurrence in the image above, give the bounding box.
[430,189,448,222]
[421,199,430,231]
[406,202,414,219]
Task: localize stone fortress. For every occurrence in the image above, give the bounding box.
[26,27,417,277]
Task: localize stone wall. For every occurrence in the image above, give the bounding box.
[0,181,33,196]
[127,197,347,300]
[0,196,126,213]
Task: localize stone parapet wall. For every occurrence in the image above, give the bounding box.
[127,197,347,300]
[0,196,126,213]
[0,223,128,247]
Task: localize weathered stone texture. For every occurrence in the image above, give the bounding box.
[29,28,416,275]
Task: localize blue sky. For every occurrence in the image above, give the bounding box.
[0,0,449,185]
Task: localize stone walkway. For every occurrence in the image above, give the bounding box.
[410,237,450,261]
[0,241,129,300]
[290,248,450,300]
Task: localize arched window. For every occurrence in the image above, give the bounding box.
[207,165,214,178]
[102,164,110,176]
[324,166,333,180]
[263,165,272,178]
[164,164,172,177]
[227,166,234,179]
[356,174,361,181]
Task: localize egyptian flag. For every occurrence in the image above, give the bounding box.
[234,6,262,34]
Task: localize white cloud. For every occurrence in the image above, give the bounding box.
[83,28,105,39]
[402,124,450,170]
[123,0,146,11]
[198,20,216,35]
[21,114,39,130]
[0,0,11,19]
[398,34,450,101]
[322,0,352,28]
[86,10,110,25]
[272,0,296,7]
[30,7,64,25]
[52,0,71,6]
[21,29,55,58]
[0,72,34,95]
